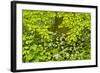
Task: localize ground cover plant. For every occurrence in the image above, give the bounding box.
[22,10,91,62]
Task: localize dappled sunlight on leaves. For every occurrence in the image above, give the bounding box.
[22,10,91,62]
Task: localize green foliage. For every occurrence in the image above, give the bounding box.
[22,10,91,62]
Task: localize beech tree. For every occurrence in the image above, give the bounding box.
[22,10,91,62]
